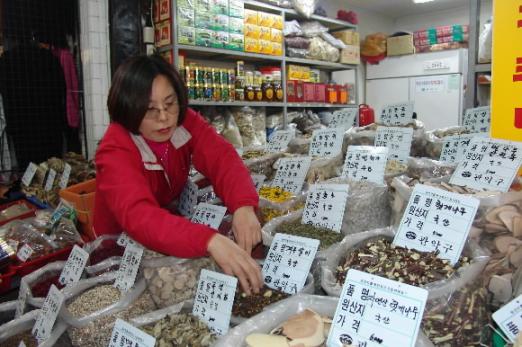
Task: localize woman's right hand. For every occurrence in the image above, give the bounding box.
[207,233,263,295]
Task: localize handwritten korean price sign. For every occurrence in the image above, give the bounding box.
[342,146,389,185]
[449,137,522,192]
[114,243,144,292]
[379,102,414,126]
[178,180,198,217]
[21,162,38,187]
[302,184,349,232]
[493,294,522,343]
[193,269,237,335]
[262,233,319,294]
[463,106,491,133]
[266,130,295,153]
[272,157,312,194]
[327,269,428,347]
[393,184,479,265]
[44,169,57,191]
[59,245,89,286]
[108,319,156,347]
[329,108,358,131]
[32,285,65,343]
[375,126,413,163]
[191,203,227,230]
[309,128,344,157]
[439,133,488,163]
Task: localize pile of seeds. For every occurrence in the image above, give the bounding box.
[275,220,343,250]
[335,238,469,286]
[232,286,289,318]
[3,331,38,347]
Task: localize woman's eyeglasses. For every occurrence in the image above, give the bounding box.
[144,101,179,120]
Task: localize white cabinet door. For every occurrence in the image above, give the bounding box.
[366,77,410,123]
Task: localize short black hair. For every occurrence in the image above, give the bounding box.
[107,54,187,134]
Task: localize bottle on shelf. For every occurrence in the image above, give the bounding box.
[254,71,263,102]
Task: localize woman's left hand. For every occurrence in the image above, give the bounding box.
[232,206,262,255]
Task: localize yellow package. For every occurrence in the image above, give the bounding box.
[271,42,282,56]
[272,14,283,30]
[259,26,271,41]
[287,65,310,80]
[244,9,258,25]
[245,37,259,53]
[257,11,274,28]
[259,39,273,55]
[245,24,260,39]
[271,29,283,43]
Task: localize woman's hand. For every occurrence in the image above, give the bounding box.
[207,233,262,295]
[231,206,262,255]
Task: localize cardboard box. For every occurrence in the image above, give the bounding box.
[227,33,244,51]
[244,9,258,25]
[287,64,310,81]
[159,21,172,46]
[177,26,195,45]
[153,0,160,23]
[211,0,228,15]
[195,12,212,29]
[287,80,304,103]
[212,31,229,49]
[211,14,229,32]
[259,39,273,55]
[229,17,244,34]
[271,42,282,56]
[245,37,259,53]
[245,24,260,39]
[332,30,359,45]
[257,11,274,28]
[339,45,361,64]
[228,0,244,18]
[195,28,213,47]
[315,84,326,103]
[259,26,271,41]
[177,7,195,27]
[303,83,315,102]
[272,14,283,30]
[387,34,415,56]
[271,29,282,43]
[159,0,171,21]
[195,0,211,12]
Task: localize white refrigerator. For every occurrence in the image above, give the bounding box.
[366,49,468,130]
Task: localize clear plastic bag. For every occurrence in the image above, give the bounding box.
[85,256,122,277]
[259,193,306,225]
[254,108,267,146]
[321,32,346,49]
[283,20,302,37]
[82,234,124,266]
[231,107,264,147]
[292,0,317,18]
[0,300,18,326]
[478,19,492,63]
[300,21,327,38]
[307,37,340,62]
[423,126,469,159]
[306,154,344,184]
[406,157,456,181]
[285,36,311,49]
[287,136,311,154]
[286,47,308,58]
[0,220,57,262]
[19,260,68,309]
[244,151,286,179]
[222,113,244,148]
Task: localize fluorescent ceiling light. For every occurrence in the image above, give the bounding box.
[413,0,435,3]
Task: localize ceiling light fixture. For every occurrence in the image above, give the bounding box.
[413,0,436,3]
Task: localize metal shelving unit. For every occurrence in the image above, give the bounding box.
[189,100,286,107]
[287,103,357,108]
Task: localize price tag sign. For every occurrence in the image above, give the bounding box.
[59,163,72,189]
[21,162,38,187]
[191,203,227,229]
[108,319,156,347]
[262,233,319,294]
[251,174,266,191]
[302,184,349,232]
[17,244,34,262]
[59,245,89,286]
[327,269,428,347]
[375,126,414,163]
[463,106,491,133]
[114,243,144,292]
[266,130,295,153]
[49,200,74,228]
[493,294,522,343]
[342,146,389,185]
[309,127,344,157]
[18,341,27,347]
[393,184,479,265]
[439,133,488,163]
[272,157,312,194]
[329,108,358,130]
[449,137,522,192]
[44,169,57,191]
[15,281,29,318]
[379,102,414,126]
[32,285,65,343]
[178,180,198,217]
[193,269,237,335]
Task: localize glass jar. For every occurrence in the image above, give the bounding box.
[262,74,274,101]
[272,71,283,102]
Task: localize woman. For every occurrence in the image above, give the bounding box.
[94,55,262,294]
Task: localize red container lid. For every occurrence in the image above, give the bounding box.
[259,67,281,75]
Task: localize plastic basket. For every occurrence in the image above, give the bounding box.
[59,179,96,240]
[0,199,39,227]
[11,245,73,277]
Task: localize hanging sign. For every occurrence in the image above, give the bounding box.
[308,127,344,157]
[266,130,295,153]
[59,245,89,286]
[329,108,358,130]
[21,162,39,187]
[493,294,522,343]
[375,126,413,163]
[342,146,388,184]
[114,243,144,292]
[191,203,227,230]
[302,184,349,232]
[32,285,65,343]
[379,102,414,126]
[463,106,491,134]
[272,157,312,194]
[178,180,199,217]
[108,319,156,347]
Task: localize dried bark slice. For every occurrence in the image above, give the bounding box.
[486,206,518,226]
[488,274,513,304]
[514,216,522,238]
[246,334,290,347]
[510,246,522,268]
[484,223,510,234]
[495,235,522,254]
[499,210,521,233]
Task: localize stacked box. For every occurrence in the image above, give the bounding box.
[332,30,359,45]
[243,10,283,55]
[154,0,173,47]
[339,45,360,64]
[177,0,196,45]
[287,65,311,81]
[229,0,244,19]
[413,24,469,53]
[227,0,244,50]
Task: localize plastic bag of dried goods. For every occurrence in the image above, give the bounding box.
[406,157,456,181]
[286,47,309,58]
[82,234,124,266]
[300,21,328,38]
[307,37,340,62]
[222,113,244,148]
[253,108,267,146]
[285,36,311,49]
[142,256,216,309]
[244,151,286,180]
[292,0,317,18]
[306,154,344,184]
[321,32,346,49]
[0,220,57,262]
[283,20,302,37]
[231,107,264,147]
[287,136,311,154]
[259,194,306,225]
[19,261,68,310]
[423,126,469,159]
[478,19,492,63]
[0,300,19,326]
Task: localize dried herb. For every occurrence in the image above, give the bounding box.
[275,220,343,250]
[232,286,289,318]
[259,187,293,203]
[3,330,38,347]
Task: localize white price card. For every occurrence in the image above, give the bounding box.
[439,133,488,163]
[108,319,156,347]
[329,108,358,130]
[262,233,319,294]
[193,269,237,335]
[302,184,349,233]
[463,106,491,133]
[393,184,479,265]
[266,130,295,153]
[493,294,522,343]
[375,126,414,163]
[178,180,198,217]
[59,245,89,286]
[272,156,312,194]
[49,200,74,228]
[114,243,144,292]
[191,203,227,229]
[251,174,266,191]
[44,169,57,191]
[379,102,414,126]
[15,281,28,318]
[21,162,38,187]
[32,285,65,343]
[342,146,389,185]
[117,232,130,247]
[18,341,26,347]
[327,269,428,347]
[449,137,522,192]
[308,127,344,157]
[59,163,72,189]
[17,244,33,262]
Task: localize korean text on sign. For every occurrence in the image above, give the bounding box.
[32,285,65,343]
[108,319,156,347]
[493,294,522,343]
[329,108,358,131]
[393,184,479,265]
[191,203,227,230]
[327,269,428,347]
[178,180,198,217]
[309,127,344,157]
[342,146,389,185]
[439,133,488,164]
[463,106,491,134]
[375,126,414,163]
[302,184,349,232]
[449,137,522,192]
[193,269,237,335]
[262,233,319,294]
[379,102,414,126]
[266,130,295,153]
[272,156,312,194]
[114,242,144,292]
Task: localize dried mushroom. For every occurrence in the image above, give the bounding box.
[232,286,289,318]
